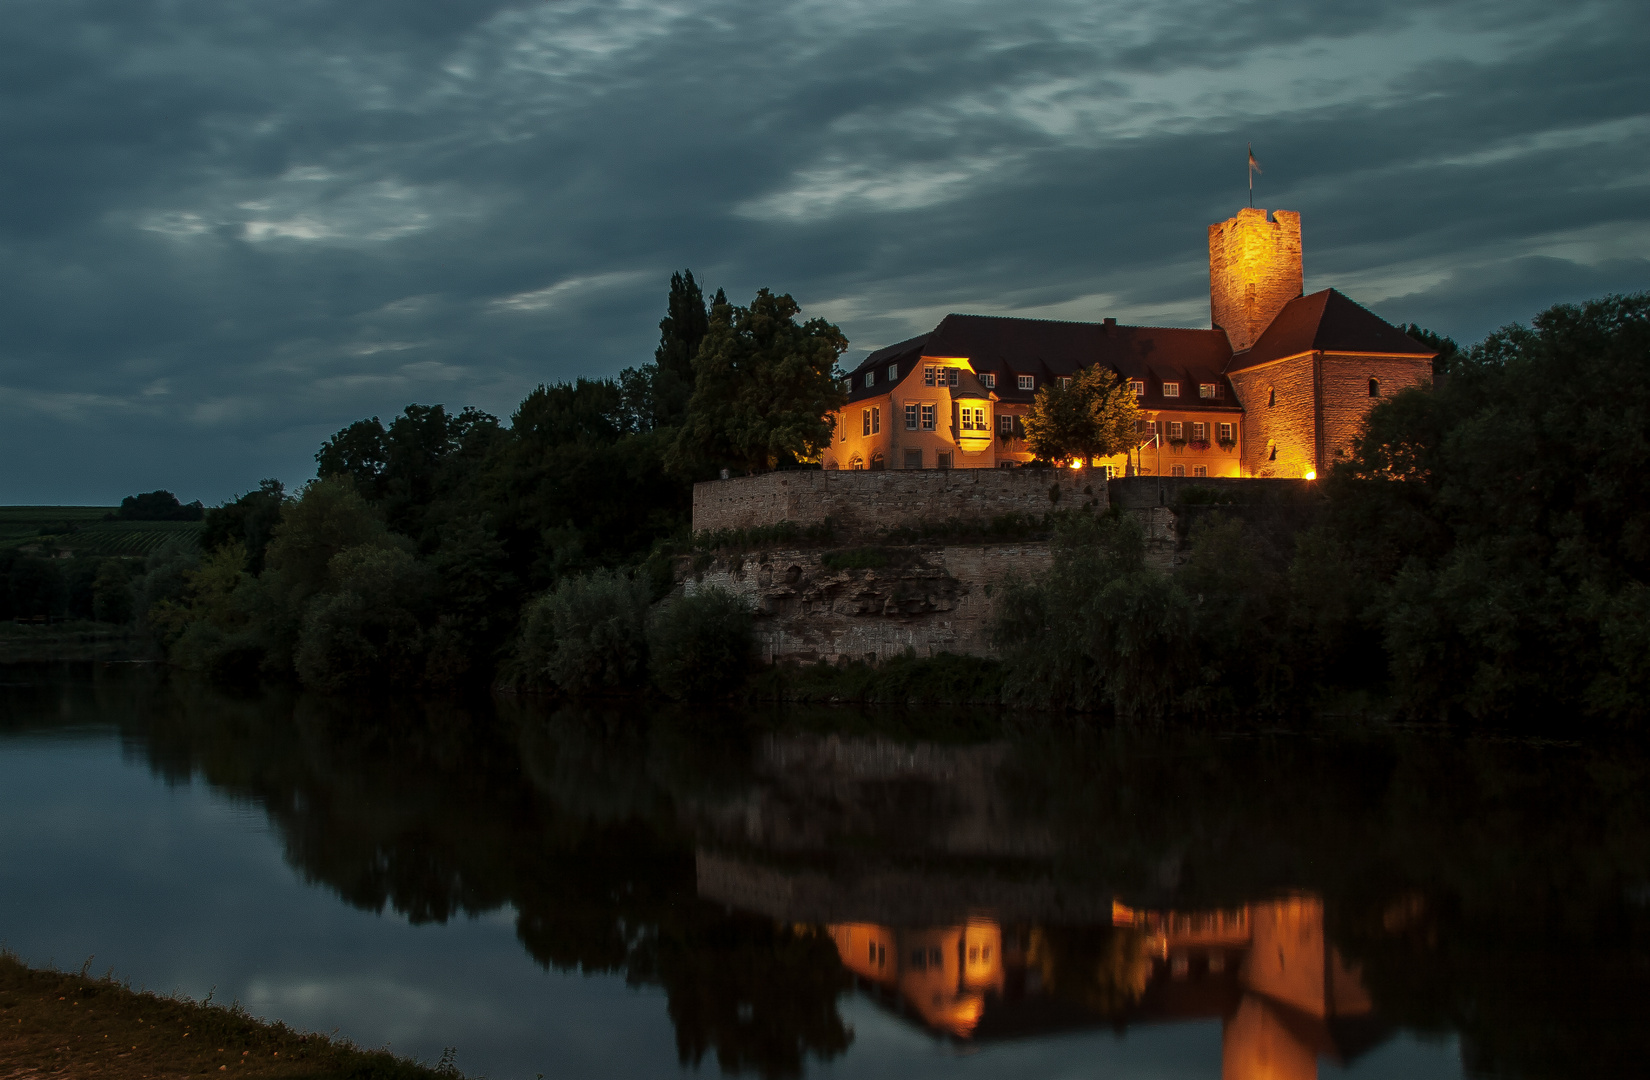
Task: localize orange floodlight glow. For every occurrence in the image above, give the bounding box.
[1069,460,1083,470]
[1304,470,1317,480]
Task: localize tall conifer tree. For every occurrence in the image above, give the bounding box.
[656,271,710,383]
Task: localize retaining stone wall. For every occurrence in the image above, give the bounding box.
[692,468,1100,538]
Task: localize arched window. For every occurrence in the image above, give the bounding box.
[1267,387,1276,407]
[849,455,865,471]
[869,451,886,471]
[1268,443,1277,462]
[1368,378,1380,397]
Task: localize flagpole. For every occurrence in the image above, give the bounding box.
[1248,143,1253,207]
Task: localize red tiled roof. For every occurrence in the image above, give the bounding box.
[849,314,1241,410]
[1228,289,1435,372]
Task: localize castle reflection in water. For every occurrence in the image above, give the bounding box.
[826,896,1381,1079]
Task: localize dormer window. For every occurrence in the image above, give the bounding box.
[1130,380,1146,396]
[1162,382,1180,398]
[1199,383,1217,399]
[981,372,996,389]
[1018,375,1034,391]
[1058,376,1072,389]
[864,372,875,388]
[887,364,899,382]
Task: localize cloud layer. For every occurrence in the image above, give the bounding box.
[1,0,1645,502]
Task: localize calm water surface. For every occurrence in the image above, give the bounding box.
[2,664,1645,1078]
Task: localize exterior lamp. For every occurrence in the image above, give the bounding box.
[1069,459,1083,470]
[1304,470,1317,481]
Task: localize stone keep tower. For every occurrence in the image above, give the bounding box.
[1208,208,1303,352]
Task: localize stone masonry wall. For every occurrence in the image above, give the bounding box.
[1230,354,1317,477]
[1208,208,1303,352]
[682,543,1053,662]
[692,468,1099,538]
[1319,353,1433,467]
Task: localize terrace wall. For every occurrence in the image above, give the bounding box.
[692,468,1099,539]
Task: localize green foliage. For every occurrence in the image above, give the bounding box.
[118,489,204,521]
[91,558,134,624]
[750,650,1006,710]
[647,586,755,700]
[692,518,835,552]
[993,513,1190,715]
[202,478,284,574]
[294,545,431,692]
[818,547,891,571]
[512,570,652,695]
[1321,292,1650,723]
[1022,365,1139,465]
[675,288,848,474]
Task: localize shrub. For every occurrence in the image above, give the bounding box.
[647,586,755,700]
[512,570,651,695]
[293,544,430,692]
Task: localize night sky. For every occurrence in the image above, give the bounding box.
[2,0,1646,504]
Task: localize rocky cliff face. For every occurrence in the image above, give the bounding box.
[680,543,1052,662]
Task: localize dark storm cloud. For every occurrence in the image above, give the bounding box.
[1,0,1645,502]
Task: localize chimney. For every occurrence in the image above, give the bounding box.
[1103,317,1117,334]
[1208,208,1303,352]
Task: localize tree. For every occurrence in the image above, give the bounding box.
[1021,365,1139,465]
[674,289,848,474]
[656,270,710,385]
[118,490,204,521]
[202,479,286,574]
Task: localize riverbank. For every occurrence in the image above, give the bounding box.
[0,621,155,664]
[0,952,463,1079]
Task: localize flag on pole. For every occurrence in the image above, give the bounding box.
[1247,144,1261,206]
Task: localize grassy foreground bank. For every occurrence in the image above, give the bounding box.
[0,953,464,1079]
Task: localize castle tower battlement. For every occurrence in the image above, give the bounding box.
[1208,208,1303,353]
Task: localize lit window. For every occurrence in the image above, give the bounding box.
[1018,375,1034,390]
[981,372,996,388]
[1130,380,1145,396]
[864,372,875,388]
[862,409,870,437]
[924,366,937,386]
[1171,465,1186,477]
[905,404,918,430]
[1098,464,1117,479]
[1218,422,1233,442]
[887,364,899,382]
[870,407,880,435]
[964,406,984,430]
[1162,382,1180,398]
[1169,421,1183,439]
[921,404,935,430]
[1200,383,1217,399]
[1193,465,1208,477]
[1192,422,1207,441]
[999,414,1013,435]
[1058,376,1072,389]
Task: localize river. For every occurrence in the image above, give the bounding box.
[2,662,1644,1078]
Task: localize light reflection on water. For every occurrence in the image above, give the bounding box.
[2,663,1644,1078]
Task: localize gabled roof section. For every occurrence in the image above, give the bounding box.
[1229,289,1435,372]
[845,333,931,403]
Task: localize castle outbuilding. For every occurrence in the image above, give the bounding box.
[826,208,1436,479]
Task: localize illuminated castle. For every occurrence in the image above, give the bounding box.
[827,208,1436,480]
